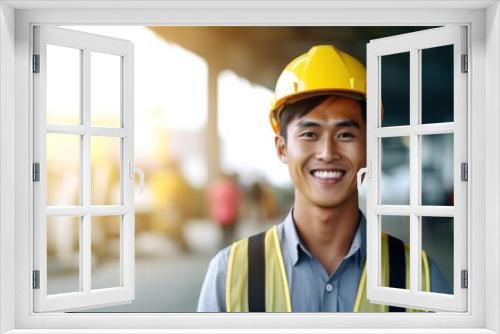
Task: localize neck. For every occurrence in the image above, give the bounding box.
[292,192,360,274]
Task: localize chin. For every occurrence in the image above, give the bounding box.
[311,192,357,209]
[312,197,344,208]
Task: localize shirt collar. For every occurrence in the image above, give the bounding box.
[282,208,367,267]
[282,209,308,265]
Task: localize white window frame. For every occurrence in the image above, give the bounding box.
[0,1,498,333]
[33,25,135,312]
[365,26,468,312]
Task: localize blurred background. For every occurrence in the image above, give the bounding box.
[45,26,454,312]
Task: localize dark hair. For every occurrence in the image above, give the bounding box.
[278,95,366,142]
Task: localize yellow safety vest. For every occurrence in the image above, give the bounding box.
[226,226,431,312]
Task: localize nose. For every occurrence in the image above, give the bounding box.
[316,136,341,162]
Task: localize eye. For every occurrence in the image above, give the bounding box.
[337,132,356,140]
[300,131,318,139]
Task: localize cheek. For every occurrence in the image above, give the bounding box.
[286,141,313,159]
[343,142,366,165]
[285,145,312,178]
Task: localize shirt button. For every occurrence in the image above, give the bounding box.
[325,283,333,293]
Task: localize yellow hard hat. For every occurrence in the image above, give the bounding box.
[269,45,366,134]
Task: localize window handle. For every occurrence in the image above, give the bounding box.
[129,162,145,194]
[357,163,371,190]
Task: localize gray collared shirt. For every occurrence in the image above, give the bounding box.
[197,210,450,312]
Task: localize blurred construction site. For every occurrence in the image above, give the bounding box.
[46,26,454,312]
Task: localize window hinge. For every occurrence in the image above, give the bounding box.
[32,163,40,182]
[461,162,468,181]
[461,270,468,289]
[32,54,40,73]
[461,54,468,73]
[32,270,40,289]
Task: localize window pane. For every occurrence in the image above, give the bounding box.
[91,52,121,128]
[421,216,453,294]
[421,134,454,206]
[47,133,81,206]
[47,216,80,294]
[381,52,410,127]
[47,44,81,125]
[380,137,410,205]
[91,136,121,205]
[92,216,121,289]
[421,45,454,124]
[380,215,409,290]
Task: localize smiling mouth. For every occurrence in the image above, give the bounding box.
[310,169,346,182]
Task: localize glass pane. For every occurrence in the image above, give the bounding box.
[380,215,410,289]
[91,136,121,205]
[47,216,80,294]
[422,134,454,206]
[47,133,81,206]
[380,137,410,205]
[421,45,454,124]
[421,216,453,294]
[381,52,410,127]
[91,52,121,128]
[47,44,81,125]
[92,216,121,289]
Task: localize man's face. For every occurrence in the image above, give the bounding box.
[276,96,366,208]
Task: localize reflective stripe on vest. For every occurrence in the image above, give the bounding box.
[226,226,430,312]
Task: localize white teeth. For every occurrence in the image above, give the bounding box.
[312,170,344,179]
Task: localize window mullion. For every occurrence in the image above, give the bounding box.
[409,48,420,293]
[81,48,91,293]
[47,124,86,135]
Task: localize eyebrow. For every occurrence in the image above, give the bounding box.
[296,120,321,129]
[296,119,360,129]
[335,120,360,129]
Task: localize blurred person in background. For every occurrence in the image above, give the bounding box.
[248,181,265,223]
[208,173,241,248]
[150,159,194,252]
[198,45,450,312]
[247,180,279,223]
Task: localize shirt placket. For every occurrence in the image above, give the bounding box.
[322,277,339,311]
[321,259,345,312]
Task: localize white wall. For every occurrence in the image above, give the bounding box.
[0,2,16,333]
[485,2,500,333]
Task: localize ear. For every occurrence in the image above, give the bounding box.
[275,135,287,163]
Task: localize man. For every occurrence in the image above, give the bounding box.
[198,45,450,312]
